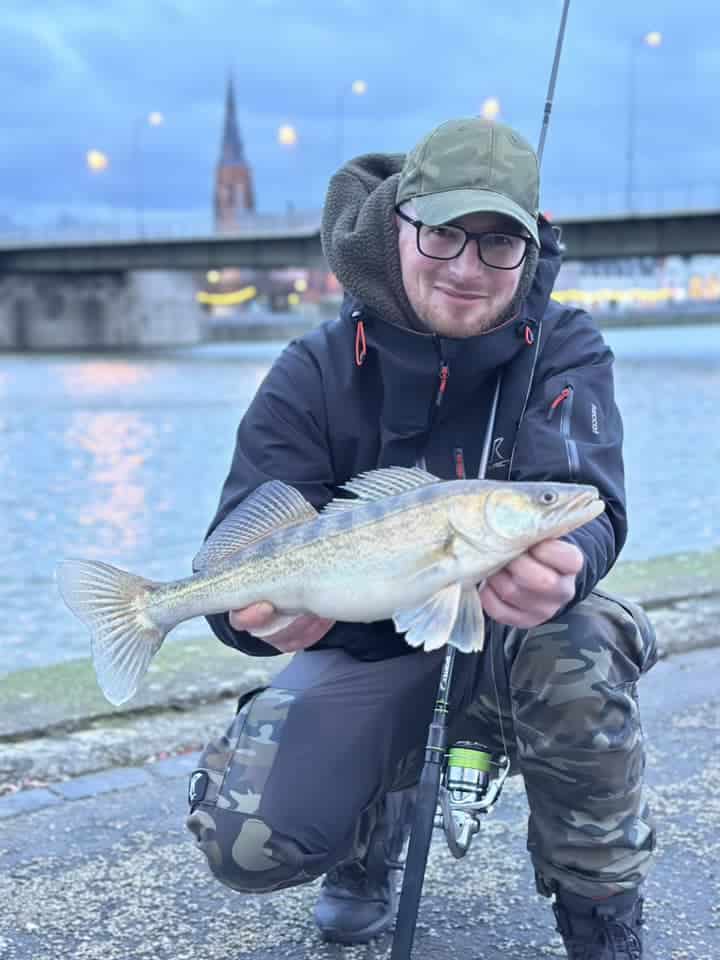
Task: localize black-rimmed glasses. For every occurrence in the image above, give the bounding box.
[396,206,530,270]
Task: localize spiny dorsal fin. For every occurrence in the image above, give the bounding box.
[321,466,440,515]
[344,466,440,498]
[193,481,317,574]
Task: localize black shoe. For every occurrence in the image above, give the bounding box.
[553,888,645,960]
[313,790,414,945]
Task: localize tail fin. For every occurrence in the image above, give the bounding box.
[56,559,167,706]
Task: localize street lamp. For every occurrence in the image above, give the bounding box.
[86,149,109,173]
[626,32,662,212]
[277,124,299,218]
[480,97,501,121]
[277,124,298,147]
[336,80,367,168]
[133,111,165,237]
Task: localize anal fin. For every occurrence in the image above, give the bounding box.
[449,586,486,653]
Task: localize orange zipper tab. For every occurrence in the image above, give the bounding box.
[354,319,367,367]
[547,386,572,419]
[435,363,449,406]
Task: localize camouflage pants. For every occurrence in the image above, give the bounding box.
[186,589,657,900]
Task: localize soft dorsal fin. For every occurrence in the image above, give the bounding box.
[193,481,317,574]
[321,466,441,515]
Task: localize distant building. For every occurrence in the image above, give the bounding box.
[214,75,255,232]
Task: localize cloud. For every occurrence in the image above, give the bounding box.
[0,0,718,224]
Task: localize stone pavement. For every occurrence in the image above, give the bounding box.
[1,627,719,958]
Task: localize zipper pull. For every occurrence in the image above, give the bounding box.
[435,362,449,406]
[517,317,537,346]
[351,309,367,367]
[547,385,572,420]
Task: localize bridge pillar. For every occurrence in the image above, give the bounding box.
[0,271,204,350]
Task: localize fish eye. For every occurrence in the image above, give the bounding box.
[540,491,558,505]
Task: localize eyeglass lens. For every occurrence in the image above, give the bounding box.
[418,224,526,268]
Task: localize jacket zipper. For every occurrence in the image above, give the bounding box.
[507,318,543,478]
[417,337,449,470]
[547,384,580,479]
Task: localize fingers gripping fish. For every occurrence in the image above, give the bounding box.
[56,467,604,706]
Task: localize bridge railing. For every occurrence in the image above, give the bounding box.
[542,182,720,219]
[2,183,720,247]
[0,211,322,248]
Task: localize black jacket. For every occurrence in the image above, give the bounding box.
[204,219,626,660]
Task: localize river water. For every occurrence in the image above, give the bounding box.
[1,323,718,674]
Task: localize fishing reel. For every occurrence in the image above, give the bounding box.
[434,741,510,859]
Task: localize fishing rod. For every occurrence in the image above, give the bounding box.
[390,2,572,957]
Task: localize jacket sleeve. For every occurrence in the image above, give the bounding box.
[509,309,627,606]
[202,338,336,656]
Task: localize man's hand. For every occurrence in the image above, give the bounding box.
[478,539,584,630]
[229,602,335,653]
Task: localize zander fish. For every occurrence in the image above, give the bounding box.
[56,467,604,706]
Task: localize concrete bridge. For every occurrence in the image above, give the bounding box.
[1,208,718,350]
[2,209,719,274]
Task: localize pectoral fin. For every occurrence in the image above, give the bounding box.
[393,583,485,654]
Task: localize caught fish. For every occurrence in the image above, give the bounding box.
[56,466,604,706]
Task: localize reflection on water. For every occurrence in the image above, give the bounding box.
[60,360,153,396]
[64,411,153,552]
[0,324,718,675]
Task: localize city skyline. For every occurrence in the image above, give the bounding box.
[1,0,718,230]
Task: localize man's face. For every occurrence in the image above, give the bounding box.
[397,209,527,338]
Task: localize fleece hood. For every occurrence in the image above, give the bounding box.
[321,152,555,334]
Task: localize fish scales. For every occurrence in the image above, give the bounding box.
[56,469,605,704]
[147,489,457,626]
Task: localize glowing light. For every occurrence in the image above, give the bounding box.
[86,149,109,172]
[196,286,257,306]
[287,293,301,306]
[644,31,662,47]
[351,80,368,96]
[148,111,165,126]
[277,124,298,147]
[206,270,221,284]
[480,97,501,121]
[293,277,308,293]
[552,286,684,307]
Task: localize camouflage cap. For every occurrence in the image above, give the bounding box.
[396,117,540,245]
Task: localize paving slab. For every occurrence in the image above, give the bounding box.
[48,766,152,801]
[0,789,62,821]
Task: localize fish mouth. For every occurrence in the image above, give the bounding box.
[548,487,605,538]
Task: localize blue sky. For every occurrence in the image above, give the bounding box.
[1,0,717,230]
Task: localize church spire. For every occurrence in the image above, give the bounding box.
[219,73,246,167]
[214,71,255,230]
